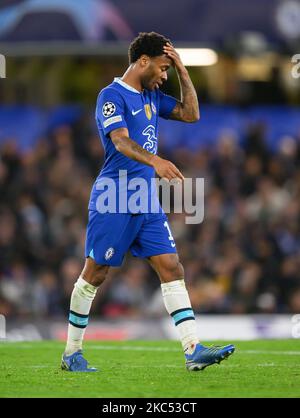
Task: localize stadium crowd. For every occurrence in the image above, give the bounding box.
[0,114,300,319]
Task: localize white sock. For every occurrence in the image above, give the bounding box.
[161,279,199,355]
[65,276,98,355]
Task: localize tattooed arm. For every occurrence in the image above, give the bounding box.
[163,43,200,123]
[110,128,184,181]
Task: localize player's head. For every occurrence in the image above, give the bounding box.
[128,32,172,91]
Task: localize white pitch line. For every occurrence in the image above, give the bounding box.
[24,365,51,369]
[15,363,294,371]
[1,344,300,356]
[241,350,300,356]
[88,346,300,355]
[89,345,178,352]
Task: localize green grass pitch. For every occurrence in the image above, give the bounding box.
[0,340,299,398]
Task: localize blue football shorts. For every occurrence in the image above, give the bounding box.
[85,210,177,266]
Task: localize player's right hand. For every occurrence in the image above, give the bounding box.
[150,155,185,182]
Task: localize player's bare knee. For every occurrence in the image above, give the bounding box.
[81,257,110,287]
[160,259,184,283]
[89,269,108,287]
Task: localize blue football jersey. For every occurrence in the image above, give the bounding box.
[88,78,177,213]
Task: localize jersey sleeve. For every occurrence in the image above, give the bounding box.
[96,88,128,136]
[158,89,177,119]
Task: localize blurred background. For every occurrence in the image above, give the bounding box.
[0,0,300,341]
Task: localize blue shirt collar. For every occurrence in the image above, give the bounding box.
[114,77,141,94]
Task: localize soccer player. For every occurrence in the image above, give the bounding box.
[61,32,235,372]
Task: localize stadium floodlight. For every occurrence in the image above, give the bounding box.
[175,48,218,66]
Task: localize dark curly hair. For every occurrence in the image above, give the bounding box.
[128,32,171,64]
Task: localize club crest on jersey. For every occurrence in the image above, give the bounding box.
[144,104,152,120]
[151,102,157,114]
[104,247,114,260]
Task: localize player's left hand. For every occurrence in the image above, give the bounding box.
[163,43,185,71]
